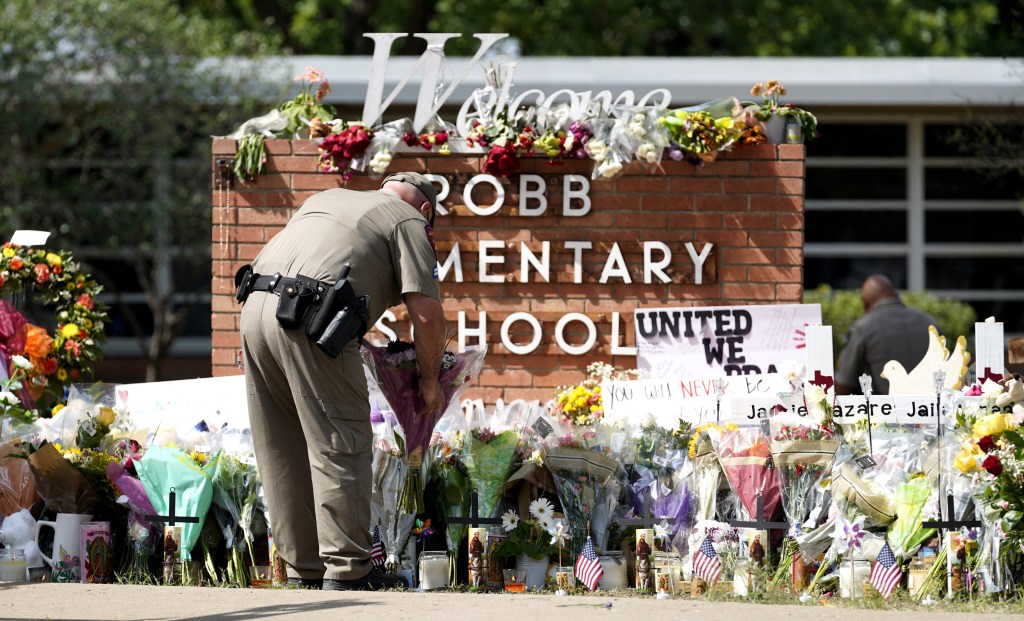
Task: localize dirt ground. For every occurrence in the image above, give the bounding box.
[0,583,1020,621]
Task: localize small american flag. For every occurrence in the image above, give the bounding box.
[370,525,386,568]
[693,535,722,586]
[574,535,604,590]
[869,541,902,598]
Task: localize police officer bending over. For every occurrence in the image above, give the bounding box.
[236,172,444,590]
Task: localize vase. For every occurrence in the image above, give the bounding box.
[34,512,93,583]
[762,113,787,144]
[515,554,549,590]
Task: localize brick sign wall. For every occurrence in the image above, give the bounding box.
[210,139,806,403]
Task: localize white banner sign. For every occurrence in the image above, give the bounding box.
[634,303,822,379]
[722,394,949,425]
[601,374,794,428]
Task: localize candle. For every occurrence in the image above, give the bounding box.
[0,549,26,582]
[418,552,448,590]
[839,559,871,598]
[598,553,627,590]
[502,569,527,593]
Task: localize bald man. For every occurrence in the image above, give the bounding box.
[835,275,937,395]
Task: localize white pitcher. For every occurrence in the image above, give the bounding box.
[34,513,93,583]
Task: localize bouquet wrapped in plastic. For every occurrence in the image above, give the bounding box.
[136,445,221,561]
[357,118,413,175]
[210,452,262,587]
[619,105,671,169]
[369,404,414,571]
[543,440,621,555]
[584,117,629,180]
[424,407,470,584]
[688,424,728,522]
[714,427,781,525]
[626,417,694,555]
[770,418,839,526]
[461,400,528,523]
[361,340,486,514]
[0,434,39,515]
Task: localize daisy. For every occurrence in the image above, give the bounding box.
[529,497,555,522]
[501,509,520,533]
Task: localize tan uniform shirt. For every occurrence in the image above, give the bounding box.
[252,188,440,324]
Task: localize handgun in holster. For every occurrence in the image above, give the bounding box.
[305,264,370,358]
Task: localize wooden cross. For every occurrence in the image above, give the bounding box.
[446,491,503,528]
[614,489,687,532]
[921,492,981,532]
[613,490,657,529]
[729,493,789,531]
[145,487,199,526]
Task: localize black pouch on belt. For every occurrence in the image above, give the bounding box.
[275,277,318,330]
[234,265,255,303]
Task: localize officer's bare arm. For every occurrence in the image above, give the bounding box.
[403,291,446,413]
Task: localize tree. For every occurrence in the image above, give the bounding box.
[0,0,271,381]
[178,0,1023,57]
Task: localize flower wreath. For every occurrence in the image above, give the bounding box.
[0,243,108,412]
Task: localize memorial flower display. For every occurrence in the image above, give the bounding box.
[0,244,108,413]
[953,376,1024,552]
[714,427,781,524]
[361,340,487,514]
[461,406,523,523]
[770,420,839,525]
[749,80,819,143]
[225,62,821,184]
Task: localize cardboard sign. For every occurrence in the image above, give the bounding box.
[118,375,249,434]
[634,303,821,379]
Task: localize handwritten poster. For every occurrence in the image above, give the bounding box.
[634,303,821,379]
[601,373,794,428]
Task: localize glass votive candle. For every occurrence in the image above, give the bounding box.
[502,568,527,593]
[418,552,449,590]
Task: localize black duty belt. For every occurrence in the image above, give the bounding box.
[249,273,328,302]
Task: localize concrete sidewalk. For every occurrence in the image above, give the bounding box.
[0,583,1014,621]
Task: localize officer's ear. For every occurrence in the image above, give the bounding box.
[423,201,436,227]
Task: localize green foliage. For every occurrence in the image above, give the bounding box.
[179,0,1021,57]
[803,284,978,361]
[0,0,272,379]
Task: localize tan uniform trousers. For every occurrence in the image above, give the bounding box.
[240,291,373,581]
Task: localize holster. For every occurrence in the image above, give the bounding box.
[305,264,356,340]
[234,265,256,303]
[275,275,322,330]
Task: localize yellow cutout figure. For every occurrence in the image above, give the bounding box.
[882,325,970,395]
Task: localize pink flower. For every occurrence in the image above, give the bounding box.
[964,383,983,397]
[293,66,325,84]
[315,80,331,102]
